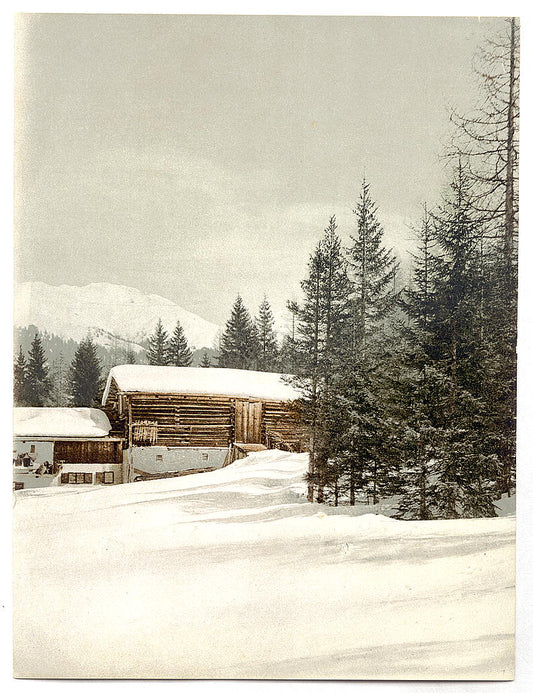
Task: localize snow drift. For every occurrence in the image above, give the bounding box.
[13,450,515,680]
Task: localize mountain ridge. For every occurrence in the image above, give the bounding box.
[15,281,221,352]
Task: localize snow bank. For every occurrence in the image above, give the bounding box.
[102,364,300,403]
[13,407,112,438]
[13,450,515,680]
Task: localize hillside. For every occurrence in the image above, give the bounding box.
[13,450,515,679]
[15,281,221,351]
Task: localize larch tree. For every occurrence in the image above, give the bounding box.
[147,319,171,366]
[69,337,103,407]
[168,321,193,367]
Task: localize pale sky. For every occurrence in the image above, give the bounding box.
[15,14,502,327]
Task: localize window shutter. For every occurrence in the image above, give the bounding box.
[95,472,103,484]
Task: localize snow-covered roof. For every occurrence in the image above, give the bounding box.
[102,365,299,404]
[14,408,112,439]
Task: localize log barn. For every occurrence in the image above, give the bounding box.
[13,407,123,489]
[101,365,303,482]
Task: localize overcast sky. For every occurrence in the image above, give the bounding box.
[15,14,502,327]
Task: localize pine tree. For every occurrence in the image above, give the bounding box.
[255,297,279,372]
[14,346,30,406]
[219,296,260,370]
[147,319,171,366]
[168,321,193,367]
[69,337,102,407]
[200,353,211,368]
[26,332,52,406]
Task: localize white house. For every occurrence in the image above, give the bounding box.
[13,407,123,490]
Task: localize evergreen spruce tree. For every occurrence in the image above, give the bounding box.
[347,180,399,358]
[219,296,260,370]
[292,216,353,501]
[14,346,30,406]
[50,352,68,406]
[168,321,193,367]
[337,182,399,505]
[147,319,171,366]
[123,347,137,364]
[255,297,279,372]
[395,171,500,518]
[69,337,102,407]
[200,353,211,368]
[26,332,52,406]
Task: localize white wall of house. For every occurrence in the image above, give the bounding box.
[56,463,123,486]
[131,446,229,476]
[13,440,54,468]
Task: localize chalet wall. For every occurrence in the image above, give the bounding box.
[131,446,228,476]
[53,440,123,466]
[104,378,304,451]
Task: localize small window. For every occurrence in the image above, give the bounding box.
[60,473,69,484]
[103,471,114,484]
[68,472,77,484]
[84,473,93,484]
[30,445,36,453]
[201,452,209,462]
[156,454,163,463]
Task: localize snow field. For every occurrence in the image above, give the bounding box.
[13,450,515,679]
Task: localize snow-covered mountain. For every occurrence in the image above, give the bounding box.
[15,281,220,352]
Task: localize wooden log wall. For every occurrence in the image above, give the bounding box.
[103,377,305,451]
[53,440,123,465]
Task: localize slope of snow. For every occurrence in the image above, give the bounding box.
[15,281,220,350]
[13,407,111,438]
[13,451,515,680]
[102,364,299,403]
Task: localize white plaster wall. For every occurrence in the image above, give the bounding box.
[131,446,229,475]
[56,463,123,485]
[13,440,54,467]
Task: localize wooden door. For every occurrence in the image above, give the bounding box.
[234,401,263,443]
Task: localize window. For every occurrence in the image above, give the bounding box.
[156,454,163,463]
[202,452,209,462]
[65,472,92,484]
[30,445,35,453]
[103,471,114,484]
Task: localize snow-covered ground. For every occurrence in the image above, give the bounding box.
[13,450,515,680]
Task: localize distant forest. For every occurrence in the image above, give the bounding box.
[14,20,518,519]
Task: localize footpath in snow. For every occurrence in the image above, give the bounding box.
[13,450,515,679]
